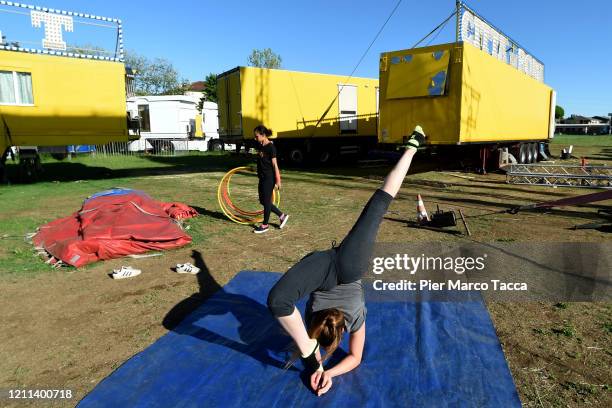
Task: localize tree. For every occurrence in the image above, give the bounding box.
[555,105,565,120]
[124,51,186,95]
[198,73,218,111]
[247,48,282,69]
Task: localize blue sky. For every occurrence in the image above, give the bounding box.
[1,0,611,116]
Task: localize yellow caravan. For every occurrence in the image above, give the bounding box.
[379,2,556,168]
[218,66,379,164]
[0,2,134,179]
[0,51,130,149]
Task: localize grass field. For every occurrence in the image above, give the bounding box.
[0,136,610,407]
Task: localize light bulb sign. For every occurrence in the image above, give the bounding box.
[0,1,123,61]
[458,3,544,82]
[31,9,73,50]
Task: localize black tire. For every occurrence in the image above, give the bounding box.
[518,143,528,164]
[289,148,305,165]
[531,143,539,163]
[19,158,38,182]
[526,143,534,163]
[317,149,332,164]
[209,140,223,152]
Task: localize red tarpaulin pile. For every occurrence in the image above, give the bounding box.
[33,189,198,267]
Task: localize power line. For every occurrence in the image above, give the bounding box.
[311,0,404,133]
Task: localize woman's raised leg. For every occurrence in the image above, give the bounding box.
[335,126,426,284]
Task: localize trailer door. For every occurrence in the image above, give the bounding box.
[218,70,242,138]
[227,70,242,136]
[217,75,229,137]
[338,84,357,133]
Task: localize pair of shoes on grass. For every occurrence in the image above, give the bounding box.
[112,266,141,279]
[253,214,290,234]
[112,263,200,279]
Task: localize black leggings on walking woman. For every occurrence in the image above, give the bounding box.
[259,177,282,225]
[267,188,392,317]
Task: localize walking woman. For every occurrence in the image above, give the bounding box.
[267,126,426,396]
[253,125,289,234]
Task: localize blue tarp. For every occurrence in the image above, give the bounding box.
[79,271,521,407]
[67,145,96,154]
[85,188,143,202]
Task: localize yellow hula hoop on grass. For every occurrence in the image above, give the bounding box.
[217,166,281,225]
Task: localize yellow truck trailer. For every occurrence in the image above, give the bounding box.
[217,66,379,164]
[0,2,135,180]
[379,42,555,162]
[379,2,556,170]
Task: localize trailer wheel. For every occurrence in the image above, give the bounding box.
[289,148,305,165]
[209,140,224,152]
[518,143,528,164]
[530,143,539,163]
[525,143,534,163]
[317,150,332,164]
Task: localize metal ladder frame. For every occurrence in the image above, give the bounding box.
[506,164,612,189]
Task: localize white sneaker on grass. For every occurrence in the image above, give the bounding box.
[112,266,142,279]
[279,214,290,229]
[175,263,200,274]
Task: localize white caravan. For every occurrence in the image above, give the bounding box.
[127,96,223,152]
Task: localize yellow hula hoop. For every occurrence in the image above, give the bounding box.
[217,166,281,225]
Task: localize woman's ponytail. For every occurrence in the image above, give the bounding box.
[307,308,345,362]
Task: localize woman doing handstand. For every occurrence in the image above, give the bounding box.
[267,126,426,396]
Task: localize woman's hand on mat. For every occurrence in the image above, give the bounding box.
[275,181,281,190]
[310,371,333,396]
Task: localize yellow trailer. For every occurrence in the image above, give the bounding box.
[217,66,379,164]
[0,50,131,151]
[379,2,557,169]
[0,2,135,180]
[379,41,555,144]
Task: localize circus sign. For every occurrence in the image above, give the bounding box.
[458,3,544,82]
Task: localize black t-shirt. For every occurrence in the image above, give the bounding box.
[257,142,277,179]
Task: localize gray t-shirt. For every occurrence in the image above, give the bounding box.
[306,280,366,333]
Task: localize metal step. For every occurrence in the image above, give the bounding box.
[506,164,612,189]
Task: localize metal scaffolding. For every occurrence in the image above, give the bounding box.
[506,164,612,189]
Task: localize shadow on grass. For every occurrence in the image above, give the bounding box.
[189,205,227,221]
[3,150,439,185]
[162,250,295,370]
[3,153,252,184]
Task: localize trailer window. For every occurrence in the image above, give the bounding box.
[0,71,34,105]
[138,105,151,132]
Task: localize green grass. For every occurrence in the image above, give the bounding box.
[1,133,609,279]
[551,134,612,147]
[0,152,249,279]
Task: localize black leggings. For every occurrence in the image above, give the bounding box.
[258,177,282,224]
[335,188,393,283]
[267,189,393,317]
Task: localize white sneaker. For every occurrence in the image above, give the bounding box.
[176,263,200,274]
[112,266,142,279]
[279,214,290,229]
